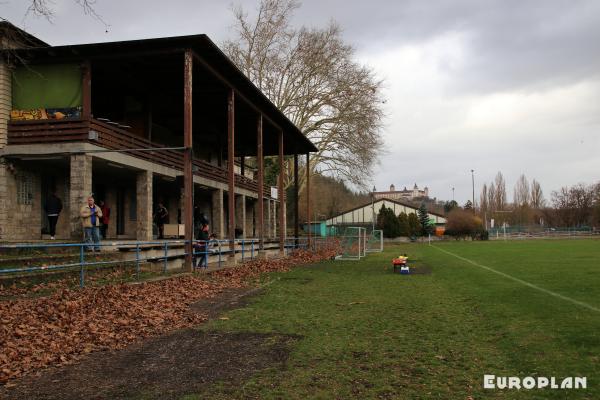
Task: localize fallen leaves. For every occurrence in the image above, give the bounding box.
[0,244,339,384]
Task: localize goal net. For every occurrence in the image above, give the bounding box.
[366,229,384,253]
[336,226,367,260]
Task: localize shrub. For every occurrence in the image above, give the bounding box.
[444,209,484,240]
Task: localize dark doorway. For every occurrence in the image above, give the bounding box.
[93,184,107,204]
[116,187,126,235]
[40,176,57,235]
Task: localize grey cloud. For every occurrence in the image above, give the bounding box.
[5,0,600,94]
[294,0,600,94]
[3,0,599,202]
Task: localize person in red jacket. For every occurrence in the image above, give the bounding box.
[98,200,111,239]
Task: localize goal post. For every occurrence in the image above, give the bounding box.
[366,229,384,253]
[336,226,366,260]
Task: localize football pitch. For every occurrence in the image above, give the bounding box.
[191,239,600,399]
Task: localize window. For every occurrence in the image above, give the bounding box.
[17,172,35,205]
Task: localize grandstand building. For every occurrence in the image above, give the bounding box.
[0,22,316,253]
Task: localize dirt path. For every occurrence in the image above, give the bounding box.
[1,287,298,400]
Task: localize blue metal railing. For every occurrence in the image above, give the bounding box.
[0,236,330,287]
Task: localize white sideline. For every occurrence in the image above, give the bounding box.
[431,245,600,313]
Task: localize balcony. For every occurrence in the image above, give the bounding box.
[7,118,272,197]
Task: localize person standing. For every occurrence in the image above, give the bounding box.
[154,202,169,239]
[98,200,111,239]
[80,196,103,251]
[44,190,62,240]
[194,218,210,269]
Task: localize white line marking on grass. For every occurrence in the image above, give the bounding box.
[431,245,600,313]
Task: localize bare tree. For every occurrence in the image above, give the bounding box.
[23,0,102,21]
[494,171,507,211]
[570,183,594,226]
[479,183,488,216]
[551,186,572,226]
[530,179,545,209]
[592,182,600,226]
[551,183,594,226]
[487,182,496,214]
[2,1,105,55]
[223,0,385,190]
[513,174,530,207]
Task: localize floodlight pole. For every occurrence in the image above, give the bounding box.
[471,169,475,213]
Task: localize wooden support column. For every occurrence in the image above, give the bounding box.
[278,131,285,253]
[183,50,193,271]
[257,114,264,250]
[81,60,91,119]
[306,153,311,248]
[227,89,236,258]
[293,154,299,247]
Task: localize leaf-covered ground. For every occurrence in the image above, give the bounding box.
[0,247,337,385]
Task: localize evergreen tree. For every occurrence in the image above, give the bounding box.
[377,205,401,238]
[417,203,432,236]
[397,212,409,236]
[407,212,420,237]
[444,200,458,213]
[464,200,473,210]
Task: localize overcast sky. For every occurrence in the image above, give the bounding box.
[3,0,600,203]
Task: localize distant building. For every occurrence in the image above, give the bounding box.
[325,198,446,228]
[374,183,429,201]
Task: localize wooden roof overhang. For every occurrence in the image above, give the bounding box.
[5,34,317,157]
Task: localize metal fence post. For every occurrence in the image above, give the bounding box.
[163,242,168,274]
[251,240,254,259]
[79,244,85,288]
[135,244,140,279]
[218,240,222,268]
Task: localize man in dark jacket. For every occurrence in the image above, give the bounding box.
[194,217,210,269]
[154,202,169,239]
[45,190,63,240]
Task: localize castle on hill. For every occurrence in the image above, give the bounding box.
[373,184,429,201]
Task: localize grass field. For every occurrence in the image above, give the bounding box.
[182,239,600,399]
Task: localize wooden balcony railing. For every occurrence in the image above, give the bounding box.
[7,118,273,198]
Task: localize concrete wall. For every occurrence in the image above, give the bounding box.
[0,163,42,240]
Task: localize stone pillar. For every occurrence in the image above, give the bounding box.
[69,154,92,239]
[246,198,255,238]
[211,189,224,239]
[235,194,246,238]
[136,170,153,240]
[0,59,11,239]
